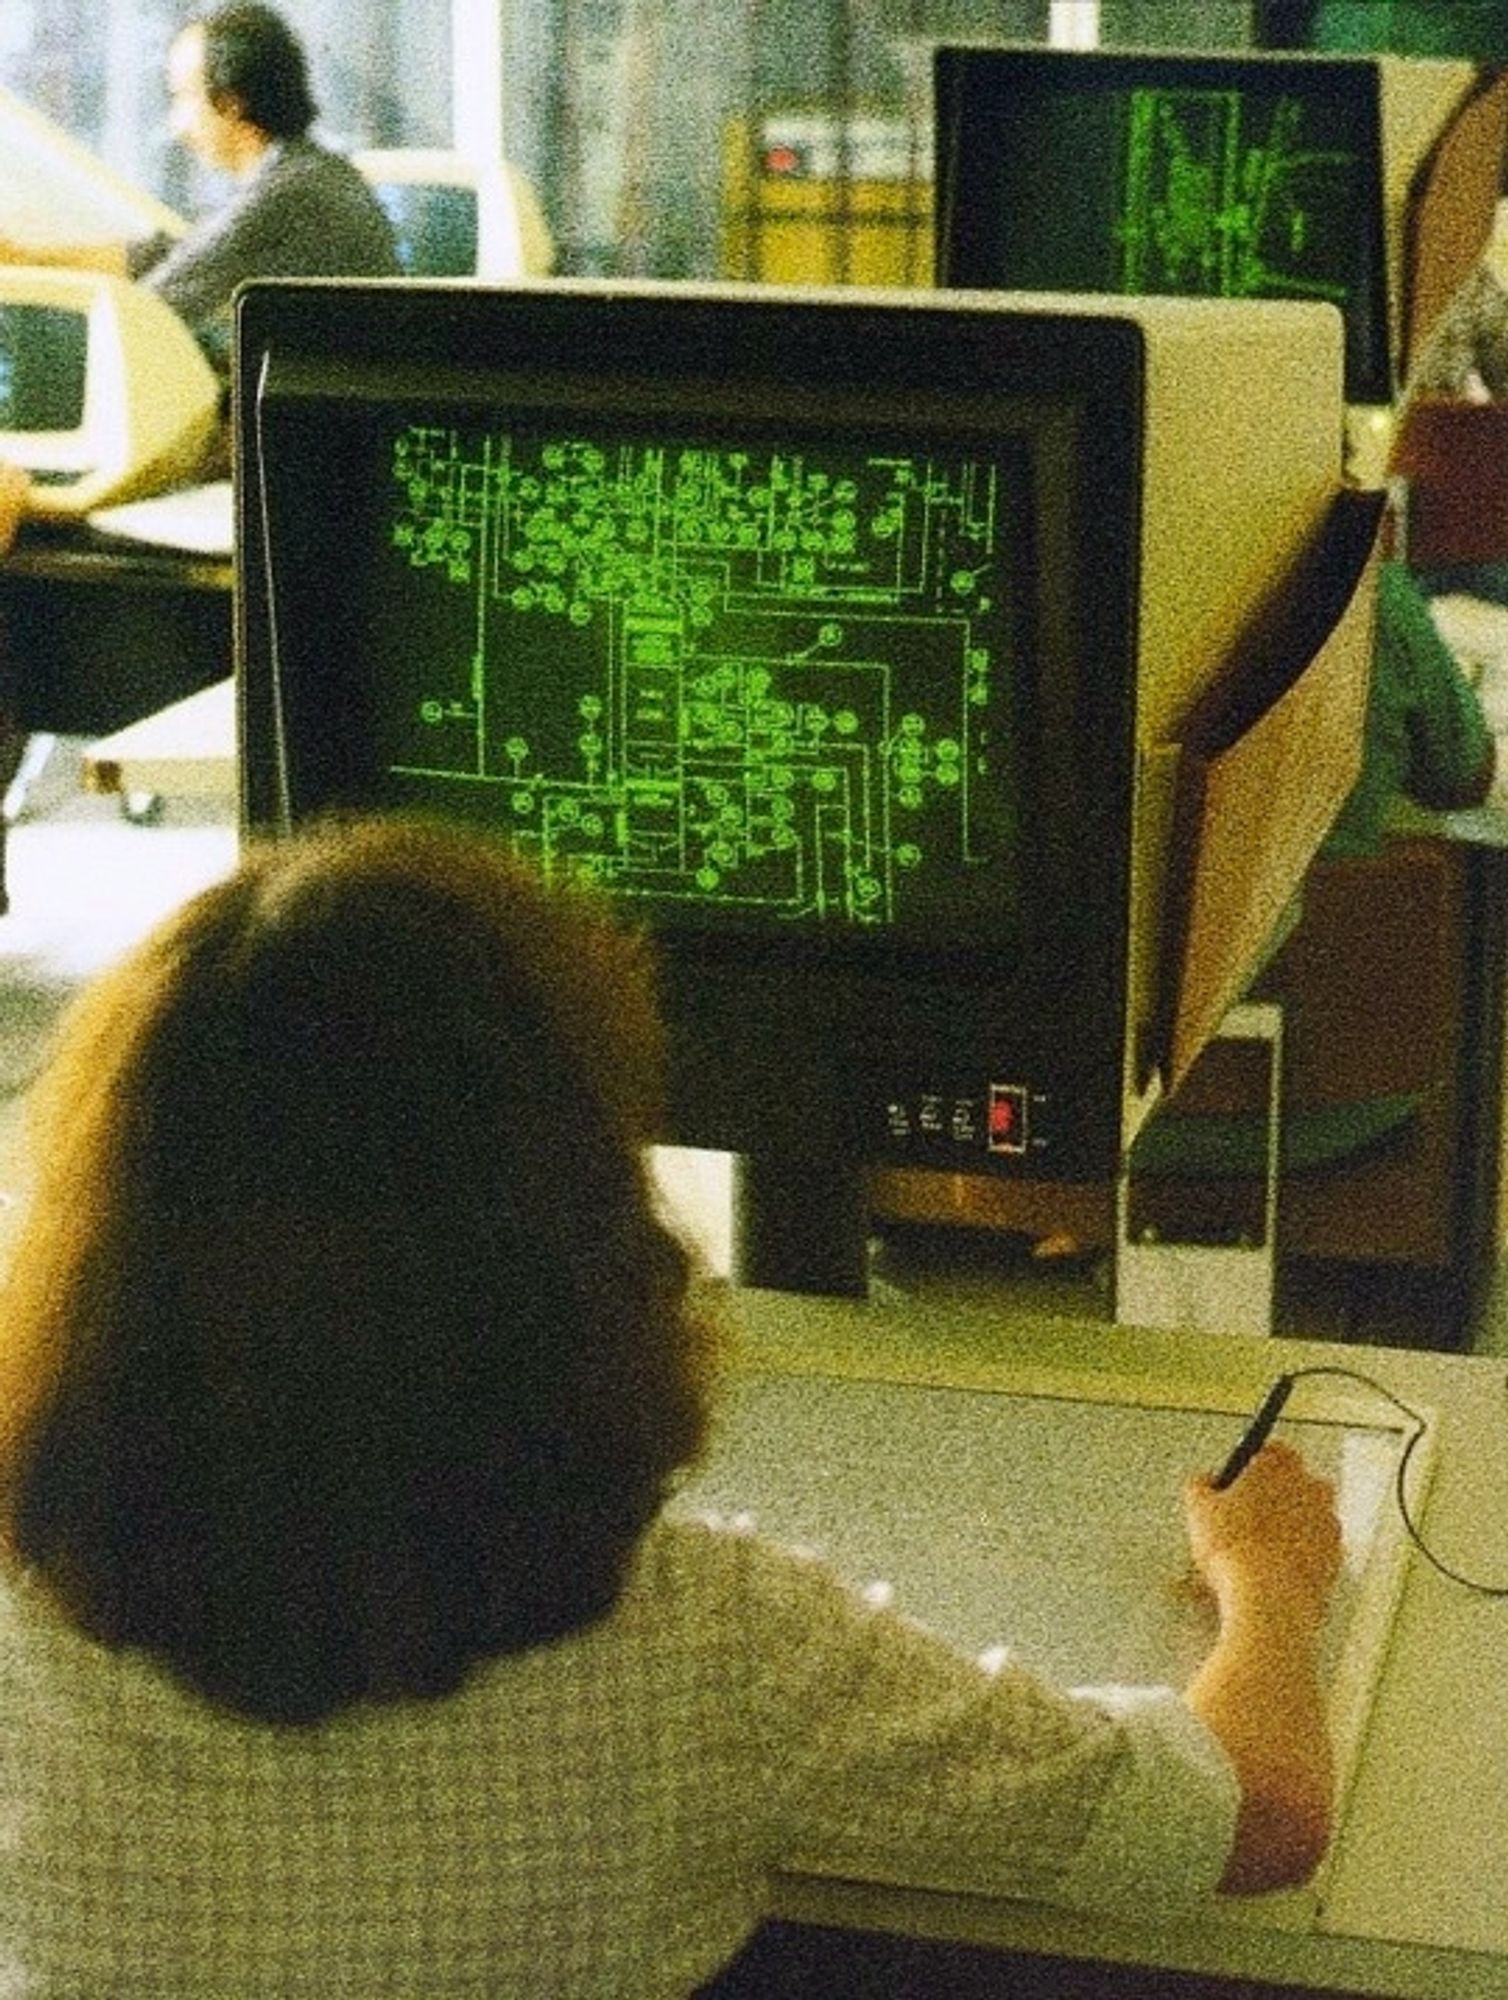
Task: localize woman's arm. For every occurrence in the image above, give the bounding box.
[1182,1442,1342,1894]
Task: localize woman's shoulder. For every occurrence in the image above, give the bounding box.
[625,1513,893,1646]
[625,1512,976,1680]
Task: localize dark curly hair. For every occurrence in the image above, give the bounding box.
[0,817,714,1725]
[192,3,317,140]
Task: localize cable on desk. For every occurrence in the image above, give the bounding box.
[1277,1363,1508,1598]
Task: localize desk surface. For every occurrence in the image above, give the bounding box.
[82,677,235,800]
[1,526,233,741]
[724,1288,1508,1998]
[9,522,233,594]
[86,480,233,560]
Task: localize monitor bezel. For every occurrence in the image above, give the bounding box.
[235,278,1146,1175]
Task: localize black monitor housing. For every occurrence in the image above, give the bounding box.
[235,277,1344,1292]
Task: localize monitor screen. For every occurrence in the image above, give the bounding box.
[235,278,1342,1290]
[372,418,1025,944]
[935,46,1392,406]
[0,300,87,432]
[371,181,479,276]
[353,150,556,280]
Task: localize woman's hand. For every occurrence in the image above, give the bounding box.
[1181,1443,1343,1894]
[1183,1440,1342,1627]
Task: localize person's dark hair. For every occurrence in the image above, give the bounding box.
[0,816,713,1726]
[193,3,317,140]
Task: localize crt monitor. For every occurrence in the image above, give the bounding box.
[353,149,556,279]
[0,82,215,513]
[934,45,1492,415]
[235,278,1342,1293]
[0,295,86,434]
[0,269,220,517]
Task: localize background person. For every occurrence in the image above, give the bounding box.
[1322,558,1497,855]
[0,815,1341,1992]
[0,4,398,371]
[1396,195,1508,610]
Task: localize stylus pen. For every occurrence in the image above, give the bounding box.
[1211,1374,1296,1490]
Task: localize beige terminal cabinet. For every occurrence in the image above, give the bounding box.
[1040,290,1367,1157]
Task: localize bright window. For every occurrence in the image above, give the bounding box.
[0,0,451,218]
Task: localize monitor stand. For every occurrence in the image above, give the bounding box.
[1114,1000,1282,1336]
[730,1147,871,1298]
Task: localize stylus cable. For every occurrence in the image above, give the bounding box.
[1228,1362,1508,1598]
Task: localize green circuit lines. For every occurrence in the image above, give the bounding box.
[1118,88,1354,302]
[385,423,1011,926]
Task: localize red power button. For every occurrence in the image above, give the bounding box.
[987,1083,1029,1155]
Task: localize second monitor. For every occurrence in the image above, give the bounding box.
[933,44,1499,419]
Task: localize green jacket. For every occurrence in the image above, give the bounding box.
[1323,561,1494,857]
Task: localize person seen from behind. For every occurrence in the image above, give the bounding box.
[0,813,1341,1994]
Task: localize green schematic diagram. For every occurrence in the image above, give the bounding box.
[1118,89,1355,302]
[385,424,1015,927]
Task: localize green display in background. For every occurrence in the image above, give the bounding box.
[1313,0,1508,61]
[1119,87,1353,302]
